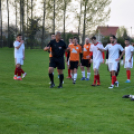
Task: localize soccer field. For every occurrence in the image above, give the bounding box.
[0,48,134,134]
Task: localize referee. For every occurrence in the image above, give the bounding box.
[44,32,67,88]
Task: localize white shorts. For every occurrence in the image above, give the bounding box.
[15,58,24,65]
[108,62,118,72]
[93,61,101,70]
[124,61,133,68]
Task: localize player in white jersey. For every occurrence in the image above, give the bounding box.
[116,38,134,83]
[98,35,124,89]
[13,34,27,80]
[90,36,105,86]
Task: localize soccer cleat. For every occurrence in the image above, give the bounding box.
[131,96,134,101]
[115,81,119,87]
[108,85,114,89]
[85,78,89,81]
[17,78,22,81]
[81,77,86,81]
[13,76,17,80]
[122,95,131,98]
[96,83,101,86]
[73,79,76,84]
[66,76,71,79]
[125,80,131,83]
[22,73,27,78]
[58,85,63,88]
[50,83,55,88]
[91,84,96,87]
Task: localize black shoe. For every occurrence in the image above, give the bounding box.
[50,83,55,88]
[131,97,134,101]
[73,80,76,84]
[58,85,63,88]
[91,84,96,87]
[122,95,131,98]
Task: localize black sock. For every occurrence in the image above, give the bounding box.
[59,74,64,86]
[49,73,54,84]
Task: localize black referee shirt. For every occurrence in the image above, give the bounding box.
[47,39,67,58]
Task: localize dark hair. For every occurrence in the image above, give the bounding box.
[125,38,130,41]
[91,36,96,40]
[73,36,78,39]
[69,37,73,39]
[16,33,22,37]
[110,35,116,39]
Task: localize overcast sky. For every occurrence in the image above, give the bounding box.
[106,0,134,36]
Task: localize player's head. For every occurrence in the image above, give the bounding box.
[55,31,61,40]
[85,38,90,44]
[91,36,97,44]
[110,35,116,44]
[16,33,22,42]
[114,37,117,43]
[51,34,55,40]
[125,38,130,46]
[69,38,73,44]
[73,37,78,45]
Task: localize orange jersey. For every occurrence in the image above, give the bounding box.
[69,44,82,61]
[82,43,91,59]
[49,47,53,57]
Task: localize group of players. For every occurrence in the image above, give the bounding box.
[13,32,133,90]
[44,32,134,89]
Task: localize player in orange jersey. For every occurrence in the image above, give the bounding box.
[80,38,92,81]
[68,37,82,84]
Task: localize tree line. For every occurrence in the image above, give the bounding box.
[0,0,111,48]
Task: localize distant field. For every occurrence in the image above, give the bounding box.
[0,48,134,134]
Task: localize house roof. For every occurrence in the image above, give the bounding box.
[97,26,119,36]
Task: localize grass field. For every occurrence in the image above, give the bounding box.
[0,48,134,134]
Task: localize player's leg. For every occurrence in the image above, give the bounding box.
[49,67,55,88]
[86,60,91,81]
[73,68,78,84]
[126,68,131,83]
[20,58,27,78]
[91,68,97,86]
[80,65,86,80]
[67,59,71,78]
[13,58,18,80]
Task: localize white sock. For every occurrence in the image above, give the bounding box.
[14,75,17,77]
[87,72,91,79]
[82,71,85,78]
[71,73,74,79]
[17,76,21,78]
[74,73,77,81]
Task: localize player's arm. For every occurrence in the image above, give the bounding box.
[23,44,25,60]
[116,50,125,61]
[44,41,52,51]
[129,50,134,62]
[15,40,24,49]
[97,47,105,52]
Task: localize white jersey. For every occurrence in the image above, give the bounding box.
[125,45,134,62]
[90,42,104,62]
[14,41,25,58]
[104,43,124,62]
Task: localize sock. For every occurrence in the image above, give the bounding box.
[74,73,77,81]
[59,74,64,86]
[93,75,97,84]
[68,69,71,77]
[17,67,21,78]
[87,72,91,79]
[14,67,18,76]
[127,70,131,80]
[82,71,85,78]
[115,76,117,83]
[49,73,54,84]
[20,68,25,74]
[97,74,100,84]
[112,76,116,85]
[71,73,74,79]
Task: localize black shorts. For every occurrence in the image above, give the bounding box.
[70,61,79,69]
[49,57,65,69]
[82,59,91,67]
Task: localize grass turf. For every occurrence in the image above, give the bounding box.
[0,48,134,134]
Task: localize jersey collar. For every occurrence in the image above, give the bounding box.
[94,42,99,46]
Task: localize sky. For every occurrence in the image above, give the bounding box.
[106,0,134,36]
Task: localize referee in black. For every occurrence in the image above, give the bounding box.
[44,32,67,88]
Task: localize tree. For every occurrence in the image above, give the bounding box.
[117,26,128,38]
[0,0,2,47]
[6,0,10,47]
[41,0,46,48]
[80,0,111,44]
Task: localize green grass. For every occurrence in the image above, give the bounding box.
[0,48,134,134]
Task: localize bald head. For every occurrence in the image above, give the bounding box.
[85,38,90,44]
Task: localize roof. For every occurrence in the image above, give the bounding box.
[97,26,119,36]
